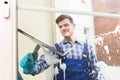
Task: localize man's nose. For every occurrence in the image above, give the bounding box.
[61,26,66,30]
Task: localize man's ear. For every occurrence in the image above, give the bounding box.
[73,23,76,29]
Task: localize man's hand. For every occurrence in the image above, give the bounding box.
[20,53,36,74]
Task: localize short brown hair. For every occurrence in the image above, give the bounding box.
[56,14,74,24]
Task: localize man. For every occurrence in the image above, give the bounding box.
[20,14,101,80]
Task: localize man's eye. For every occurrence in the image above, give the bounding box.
[64,24,69,27]
[59,26,62,29]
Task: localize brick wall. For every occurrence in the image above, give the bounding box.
[92,0,120,66]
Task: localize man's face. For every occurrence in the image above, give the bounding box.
[57,19,75,38]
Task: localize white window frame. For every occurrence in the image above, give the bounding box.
[0,0,17,80]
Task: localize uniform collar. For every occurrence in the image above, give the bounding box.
[63,38,83,45]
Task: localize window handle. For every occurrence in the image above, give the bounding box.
[2,0,9,18]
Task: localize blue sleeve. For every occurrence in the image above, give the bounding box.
[89,45,98,65]
[87,45,99,80]
[89,47,106,80]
